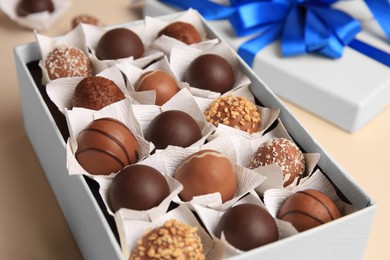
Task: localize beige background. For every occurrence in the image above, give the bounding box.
[0,0,389,259]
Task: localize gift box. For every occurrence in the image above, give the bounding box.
[144,0,390,132]
[14,12,375,259]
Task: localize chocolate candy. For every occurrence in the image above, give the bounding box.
[175,149,237,202]
[95,28,144,60]
[71,14,100,29]
[44,45,92,81]
[17,0,54,17]
[107,164,170,212]
[158,21,201,45]
[277,189,342,232]
[72,76,125,110]
[205,95,261,134]
[249,138,305,186]
[185,54,234,93]
[75,118,139,175]
[215,204,278,251]
[136,70,179,106]
[146,110,201,149]
[130,219,205,260]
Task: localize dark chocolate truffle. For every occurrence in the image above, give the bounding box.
[277,189,342,232]
[130,219,205,260]
[175,149,237,202]
[185,54,234,93]
[107,164,170,212]
[249,138,305,187]
[72,76,125,110]
[75,117,139,175]
[44,45,92,81]
[136,70,179,106]
[205,95,261,133]
[72,14,100,29]
[95,28,144,60]
[17,0,54,17]
[215,204,278,251]
[158,21,202,45]
[146,110,201,149]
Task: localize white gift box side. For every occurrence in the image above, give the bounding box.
[14,12,376,260]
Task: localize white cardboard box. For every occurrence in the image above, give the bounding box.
[14,14,376,259]
[144,0,390,132]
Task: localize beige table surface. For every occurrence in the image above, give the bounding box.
[0,1,389,259]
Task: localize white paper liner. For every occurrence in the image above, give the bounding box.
[115,204,214,259]
[0,0,71,31]
[64,98,151,178]
[46,65,129,113]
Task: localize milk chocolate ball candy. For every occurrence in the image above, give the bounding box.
[130,219,205,260]
[175,149,237,202]
[185,54,234,93]
[215,204,278,251]
[75,118,139,176]
[71,14,100,28]
[136,70,180,106]
[96,28,144,60]
[158,21,202,45]
[146,110,201,149]
[249,138,305,187]
[17,0,54,17]
[277,189,342,232]
[108,164,170,212]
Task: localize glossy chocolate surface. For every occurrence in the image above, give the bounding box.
[17,0,54,17]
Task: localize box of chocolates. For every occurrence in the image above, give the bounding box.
[14,11,376,260]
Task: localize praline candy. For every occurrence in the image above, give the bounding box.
[158,21,202,45]
[16,0,54,17]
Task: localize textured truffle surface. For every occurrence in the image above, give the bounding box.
[277,189,342,232]
[249,138,305,186]
[72,76,125,110]
[44,45,92,81]
[158,21,201,45]
[175,149,237,202]
[130,219,205,260]
[71,14,100,28]
[205,95,261,133]
[17,0,54,17]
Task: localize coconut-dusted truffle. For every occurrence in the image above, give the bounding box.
[158,21,201,45]
[249,138,305,186]
[130,219,205,260]
[72,76,125,110]
[205,95,261,134]
[44,45,92,81]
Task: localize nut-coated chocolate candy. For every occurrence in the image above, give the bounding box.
[249,138,305,187]
[146,110,201,149]
[95,28,144,60]
[277,189,342,232]
[158,21,202,45]
[72,76,125,110]
[75,118,139,175]
[215,204,278,251]
[16,0,54,17]
[108,164,170,212]
[185,54,234,93]
[136,70,179,106]
[175,149,237,202]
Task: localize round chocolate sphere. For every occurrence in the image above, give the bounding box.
[75,118,139,175]
[185,54,234,93]
[95,28,144,60]
[136,70,179,105]
[72,76,125,110]
[205,95,261,134]
[130,219,205,260]
[17,0,54,17]
[72,14,100,29]
[158,21,202,45]
[215,204,278,251]
[44,45,92,81]
[277,189,342,232]
[108,164,170,212]
[146,110,201,149]
[175,149,237,202]
[249,138,305,187]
